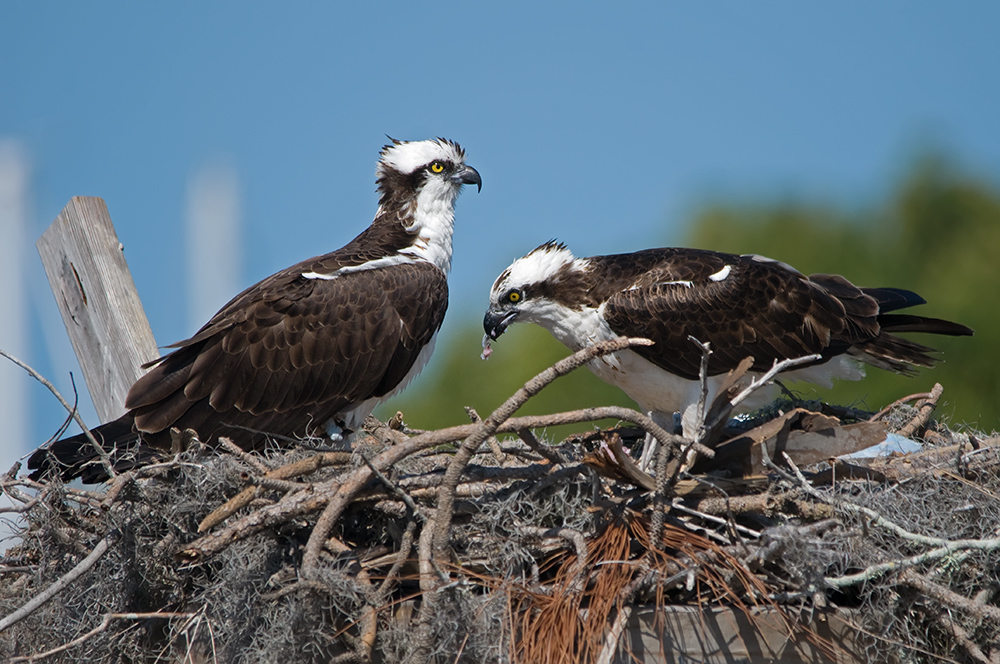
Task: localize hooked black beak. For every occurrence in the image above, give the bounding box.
[454,165,482,192]
[483,308,517,340]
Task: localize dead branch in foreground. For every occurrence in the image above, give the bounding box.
[1,343,999,663]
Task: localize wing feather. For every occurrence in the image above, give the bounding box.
[602,251,857,379]
[124,260,447,448]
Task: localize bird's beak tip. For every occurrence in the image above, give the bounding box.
[461,165,482,192]
[483,308,516,340]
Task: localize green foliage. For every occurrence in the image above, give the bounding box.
[384,154,999,434]
[689,156,999,429]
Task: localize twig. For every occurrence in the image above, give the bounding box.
[197,451,351,532]
[519,525,589,594]
[649,424,673,545]
[931,608,996,664]
[252,475,312,494]
[518,407,709,459]
[869,389,936,422]
[725,354,822,416]
[375,518,419,596]
[0,532,114,633]
[901,569,1000,623]
[361,415,410,446]
[10,612,194,663]
[324,538,379,663]
[896,383,944,438]
[782,451,983,550]
[527,463,588,498]
[517,429,565,465]
[431,337,653,567]
[358,451,425,521]
[689,336,713,434]
[418,512,449,588]
[99,471,134,509]
[669,500,762,540]
[409,520,454,664]
[0,349,115,480]
[466,407,506,462]
[0,474,38,502]
[217,436,270,474]
[781,454,1000,588]
[0,487,45,514]
[696,356,755,450]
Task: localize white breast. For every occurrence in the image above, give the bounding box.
[530,301,866,437]
[326,330,440,442]
[399,179,458,273]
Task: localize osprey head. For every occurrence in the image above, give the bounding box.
[374,137,481,273]
[484,241,582,340]
[377,137,482,202]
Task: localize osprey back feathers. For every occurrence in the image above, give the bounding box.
[484,241,972,435]
[30,138,481,483]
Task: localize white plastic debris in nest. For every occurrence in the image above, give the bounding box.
[839,432,923,460]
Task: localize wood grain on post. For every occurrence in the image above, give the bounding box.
[36,196,160,424]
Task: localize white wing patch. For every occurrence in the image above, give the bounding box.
[708,265,732,282]
[302,254,416,281]
[628,279,693,291]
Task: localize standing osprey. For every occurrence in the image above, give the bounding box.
[483,241,972,437]
[30,137,481,483]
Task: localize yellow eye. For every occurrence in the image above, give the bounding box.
[429,161,445,173]
[508,291,521,303]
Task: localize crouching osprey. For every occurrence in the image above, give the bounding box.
[30,137,481,483]
[483,241,972,439]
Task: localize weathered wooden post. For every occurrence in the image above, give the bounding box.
[36,196,160,423]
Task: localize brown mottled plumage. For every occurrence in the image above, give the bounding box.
[485,241,972,438]
[30,138,480,482]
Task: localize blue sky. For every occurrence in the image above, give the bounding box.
[1,2,999,465]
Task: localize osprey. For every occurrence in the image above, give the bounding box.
[483,241,972,438]
[30,137,481,483]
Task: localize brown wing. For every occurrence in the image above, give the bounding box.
[601,250,876,380]
[125,260,447,450]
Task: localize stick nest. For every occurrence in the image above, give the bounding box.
[2,340,999,664]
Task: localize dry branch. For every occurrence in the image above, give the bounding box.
[9,612,195,663]
[901,570,1000,623]
[0,533,113,633]
[197,449,352,532]
[896,382,944,438]
[0,349,115,480]
[824,535,1000,590]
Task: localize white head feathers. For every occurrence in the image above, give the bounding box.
[377,137,467,177]
[491,241,580,296]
